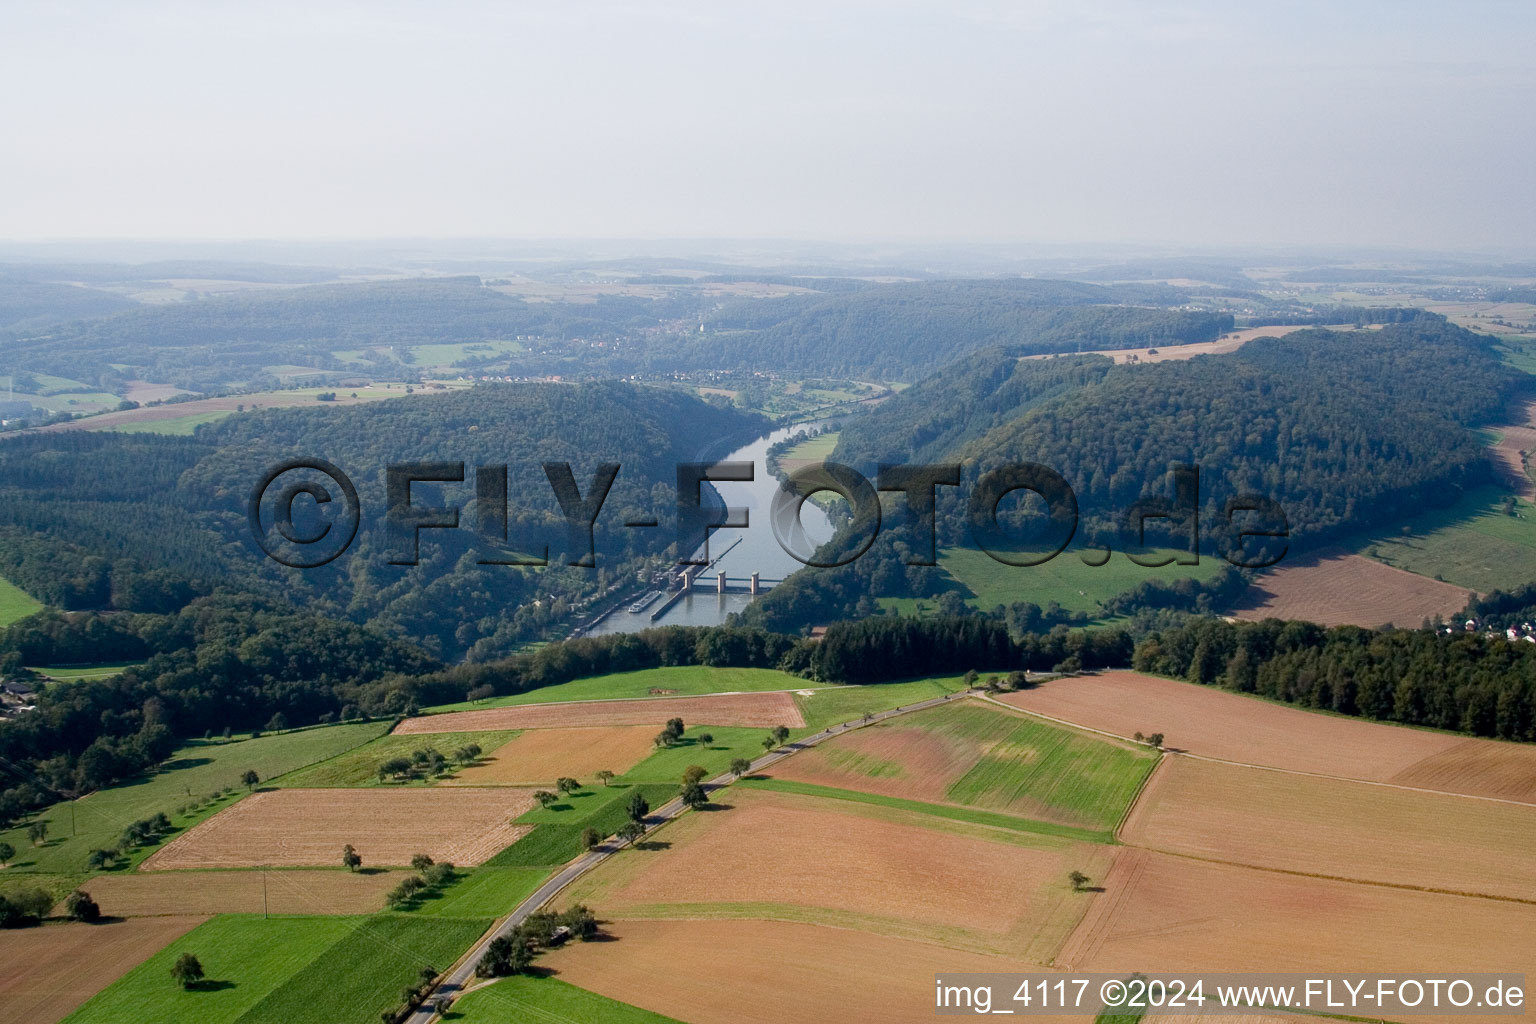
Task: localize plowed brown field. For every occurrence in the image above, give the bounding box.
[76,867,401,917]
[1121,757,1536,900]
[541,919,1083,1024]
[141,788,536,869]
[563,787,1109,958]
[442,726,658,785]
[772,718,974,803]
[394,691,804,734]
[996,671,1522,792]
[1230,550,1472,628]
[1061,849,1535,1019]
[0,916,204,1024]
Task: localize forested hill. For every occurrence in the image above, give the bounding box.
[0,277,702,390]
[746,317,1528,632]
[0,382,763,659]
[666,280,1233,378]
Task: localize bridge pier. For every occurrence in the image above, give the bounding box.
[750,572,760,595]
[716,570,727,594]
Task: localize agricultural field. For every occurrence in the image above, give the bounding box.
[0,722,390,876]
[331,339,525,368]
[1121,757,1536,900]
[0,575,42,626]
[490,782,678,867]
[537,918,1066,1024]
[76,868,403,918]
[1061,849,1536,994]
[1230,549,1472,628]
[995,672,1521,792]
[142,788,536,869]
[791,675,968,731]
[25,660,145,681]
[773,699,1155,831]
[63,913,488,1024]
[442,726,656,785]
[560,786,1112,959]
[401,865,549,917]
[450,975,684,1024]
[422,665,815,712]
[1354,484,1536,594]
[0,916,204,1024]
[937,545,1225,616]
[272,729,520,787]
[395,690,806,734]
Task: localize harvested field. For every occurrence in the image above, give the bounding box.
[542,919,1081,1024]
[1230,549,1472,628]
[997,672,1499,790]
[0,916,204,1024]
[141,788,536,869]
[443,726,658,785]
[1062,849,1536,1016]
[1121,757,1536,900]
[564,787,1109,958]
[395,691,805,734]
[773,699,1155,829]
[1019,325,1309,365]
[76,868,402,917]
[1489,397,1536,498]
[1388,737,1536,803]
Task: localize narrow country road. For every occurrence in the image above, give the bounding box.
[406,686,972,1023]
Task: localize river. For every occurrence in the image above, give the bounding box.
[586,421,835,633]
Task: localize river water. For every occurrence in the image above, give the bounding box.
[587,421,835,633]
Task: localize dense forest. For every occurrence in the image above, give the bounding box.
[745,317,1527,631]
[1135,617,1536,741]
[673,282,1233,378]
[0,383,763,659]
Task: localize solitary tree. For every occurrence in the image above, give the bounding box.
[1068,870,1090,892]
[240,769,260,791]
[556,777,580,795]
[342,844,362,872]
[665,717,685,741]
[561,903,598,941]
[730,757,752,777]
[26,821,46,847]
[533,790,559,809]
[0,842,13,867]
[680,780,708,810]
[1146,732,1165,748]
[771,725,791,745]
[65,889,101,922]
[761,735,777,751]
[410,852,435,873]
[626,790,650,823]
[617,820,646,845]
[170,953,205,989]
[681,765,707,786]
[594,770,615,787]
[653,730,676,748]
[696,732,714,748]
[86,848,115,870]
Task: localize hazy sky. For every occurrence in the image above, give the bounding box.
[3,1,1533,249]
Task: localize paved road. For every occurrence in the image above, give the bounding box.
[405,686,971,1022]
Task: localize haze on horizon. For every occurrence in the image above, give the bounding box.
[2,0,1533,252]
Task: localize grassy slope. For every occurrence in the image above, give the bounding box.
[63,915,358,1024]
[450,975,684,1024]
[792,676,968,731]
[939,545,1224,615]
[489,783,678,867]
[273,730,520,788]
[0,575,43,626]
[1356,485,1536,593]
[0,723,389,879]
[423,665,816,713]
[63,913,488,1024]
[741,777,1114,843]
[24,660,147,680]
